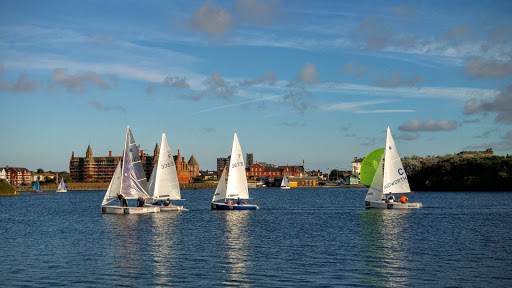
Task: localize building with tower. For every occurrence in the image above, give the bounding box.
[70,144,199,183]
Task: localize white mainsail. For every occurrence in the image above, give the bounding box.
[212,168,227,202]
[121,126,150,199]
[148,133,181,200]
[383,126,411,194]
[226,132,249,200]
[102,161,122,205]
[57,177,67,191]
[281,175,290,188]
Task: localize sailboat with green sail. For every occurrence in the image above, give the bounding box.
[362,126,423,209]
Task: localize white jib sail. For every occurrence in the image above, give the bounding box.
[281,175,289,187]
[226,132,249,199]
[365,155,384,201]
[102,161,122,205]
[212,168,227,202]
[150,133,181,200]
[383,126,411,194]
[58,178,66,190]
[121,126,150,199]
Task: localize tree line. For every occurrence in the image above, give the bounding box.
[402,155,512,191]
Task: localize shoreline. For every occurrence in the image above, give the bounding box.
[10,182,365,192]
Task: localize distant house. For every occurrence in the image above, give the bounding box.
[345,174,360,185]
[0,168,6,181]
[32,172,55,182]
[352,157,364,175]
[200,170,217,180]
[457,148,493,158]
[4,166,32,185]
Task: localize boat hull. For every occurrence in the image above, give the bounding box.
[281,187,290,189]
[158,205,187,212]
[56,189,67,193]
[101,205,160,214]
[365,200,423,209]
[33,190,42,193]
[211,202,259,210]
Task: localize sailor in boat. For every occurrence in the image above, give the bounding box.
[117,193,128,207]
[237,197,247,205]
[400,195,408,203]
[137,197,146,207]
[386,192,395,203]
[163,198,172,206]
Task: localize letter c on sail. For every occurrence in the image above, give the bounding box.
[398,168,404,175]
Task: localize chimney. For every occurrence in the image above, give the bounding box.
[71,152,74,159]
[140,150,143,158]
[109,151,112,157]
[354,157,357,161]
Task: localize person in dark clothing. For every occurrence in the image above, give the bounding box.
[137,197,146,207]
[117,193,128,207]
[163,198,172,206]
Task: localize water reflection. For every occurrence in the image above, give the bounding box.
[220,211,251,287]
[102,213,181,287]
[102,215,149,287]
[149,213,180,286]
[359,209,412,287]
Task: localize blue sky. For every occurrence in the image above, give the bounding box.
[1,0,511,173]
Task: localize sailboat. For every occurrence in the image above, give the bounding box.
[211,132,258,210]
[363,126,423,209]
[56,177,67,192]
[32,177,42,193]
[147,133,187,211]
[280,175,290,189]
[101,126,160,214]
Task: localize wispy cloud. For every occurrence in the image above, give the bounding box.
[356,109,415,114]
[193,94,281,114]
[398,132,420,140]
[398,119,458,132]
[321,100,391,111]
[185,0,281,38]
[49,68,111,93]
[239,71,277,87]
[89,101,126,113]
[374,72,423,88]
[463,57,512,78]
[464,83,512,123]
[0,73,40,92]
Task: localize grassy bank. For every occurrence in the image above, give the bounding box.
[0,179,16,195]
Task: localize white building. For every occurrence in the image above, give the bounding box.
[351,157,363,175]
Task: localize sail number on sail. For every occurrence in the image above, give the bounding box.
[383,176,408,190]
[161,162,174,169]
[231,161,244,168]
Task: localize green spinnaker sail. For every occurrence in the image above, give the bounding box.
[360,148,385,186]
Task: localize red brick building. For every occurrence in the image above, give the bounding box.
[245,163,304,179]
[70,144,199,183]
[4,166,32,185]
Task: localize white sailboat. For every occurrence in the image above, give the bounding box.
[280,175,290,189]
[56,177,67,192]
[364,126,423,209]
[147,133,187,211]
[101,126,160,214]
[211,132,258,210]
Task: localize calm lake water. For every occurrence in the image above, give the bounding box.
[1,188,511,287]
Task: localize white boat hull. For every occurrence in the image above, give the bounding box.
[158,205,188,212]
[211,202,259,210]
[281,187,290,189]
[365,200,423,209]
[56,189,67,192]
[101,205,160,214]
